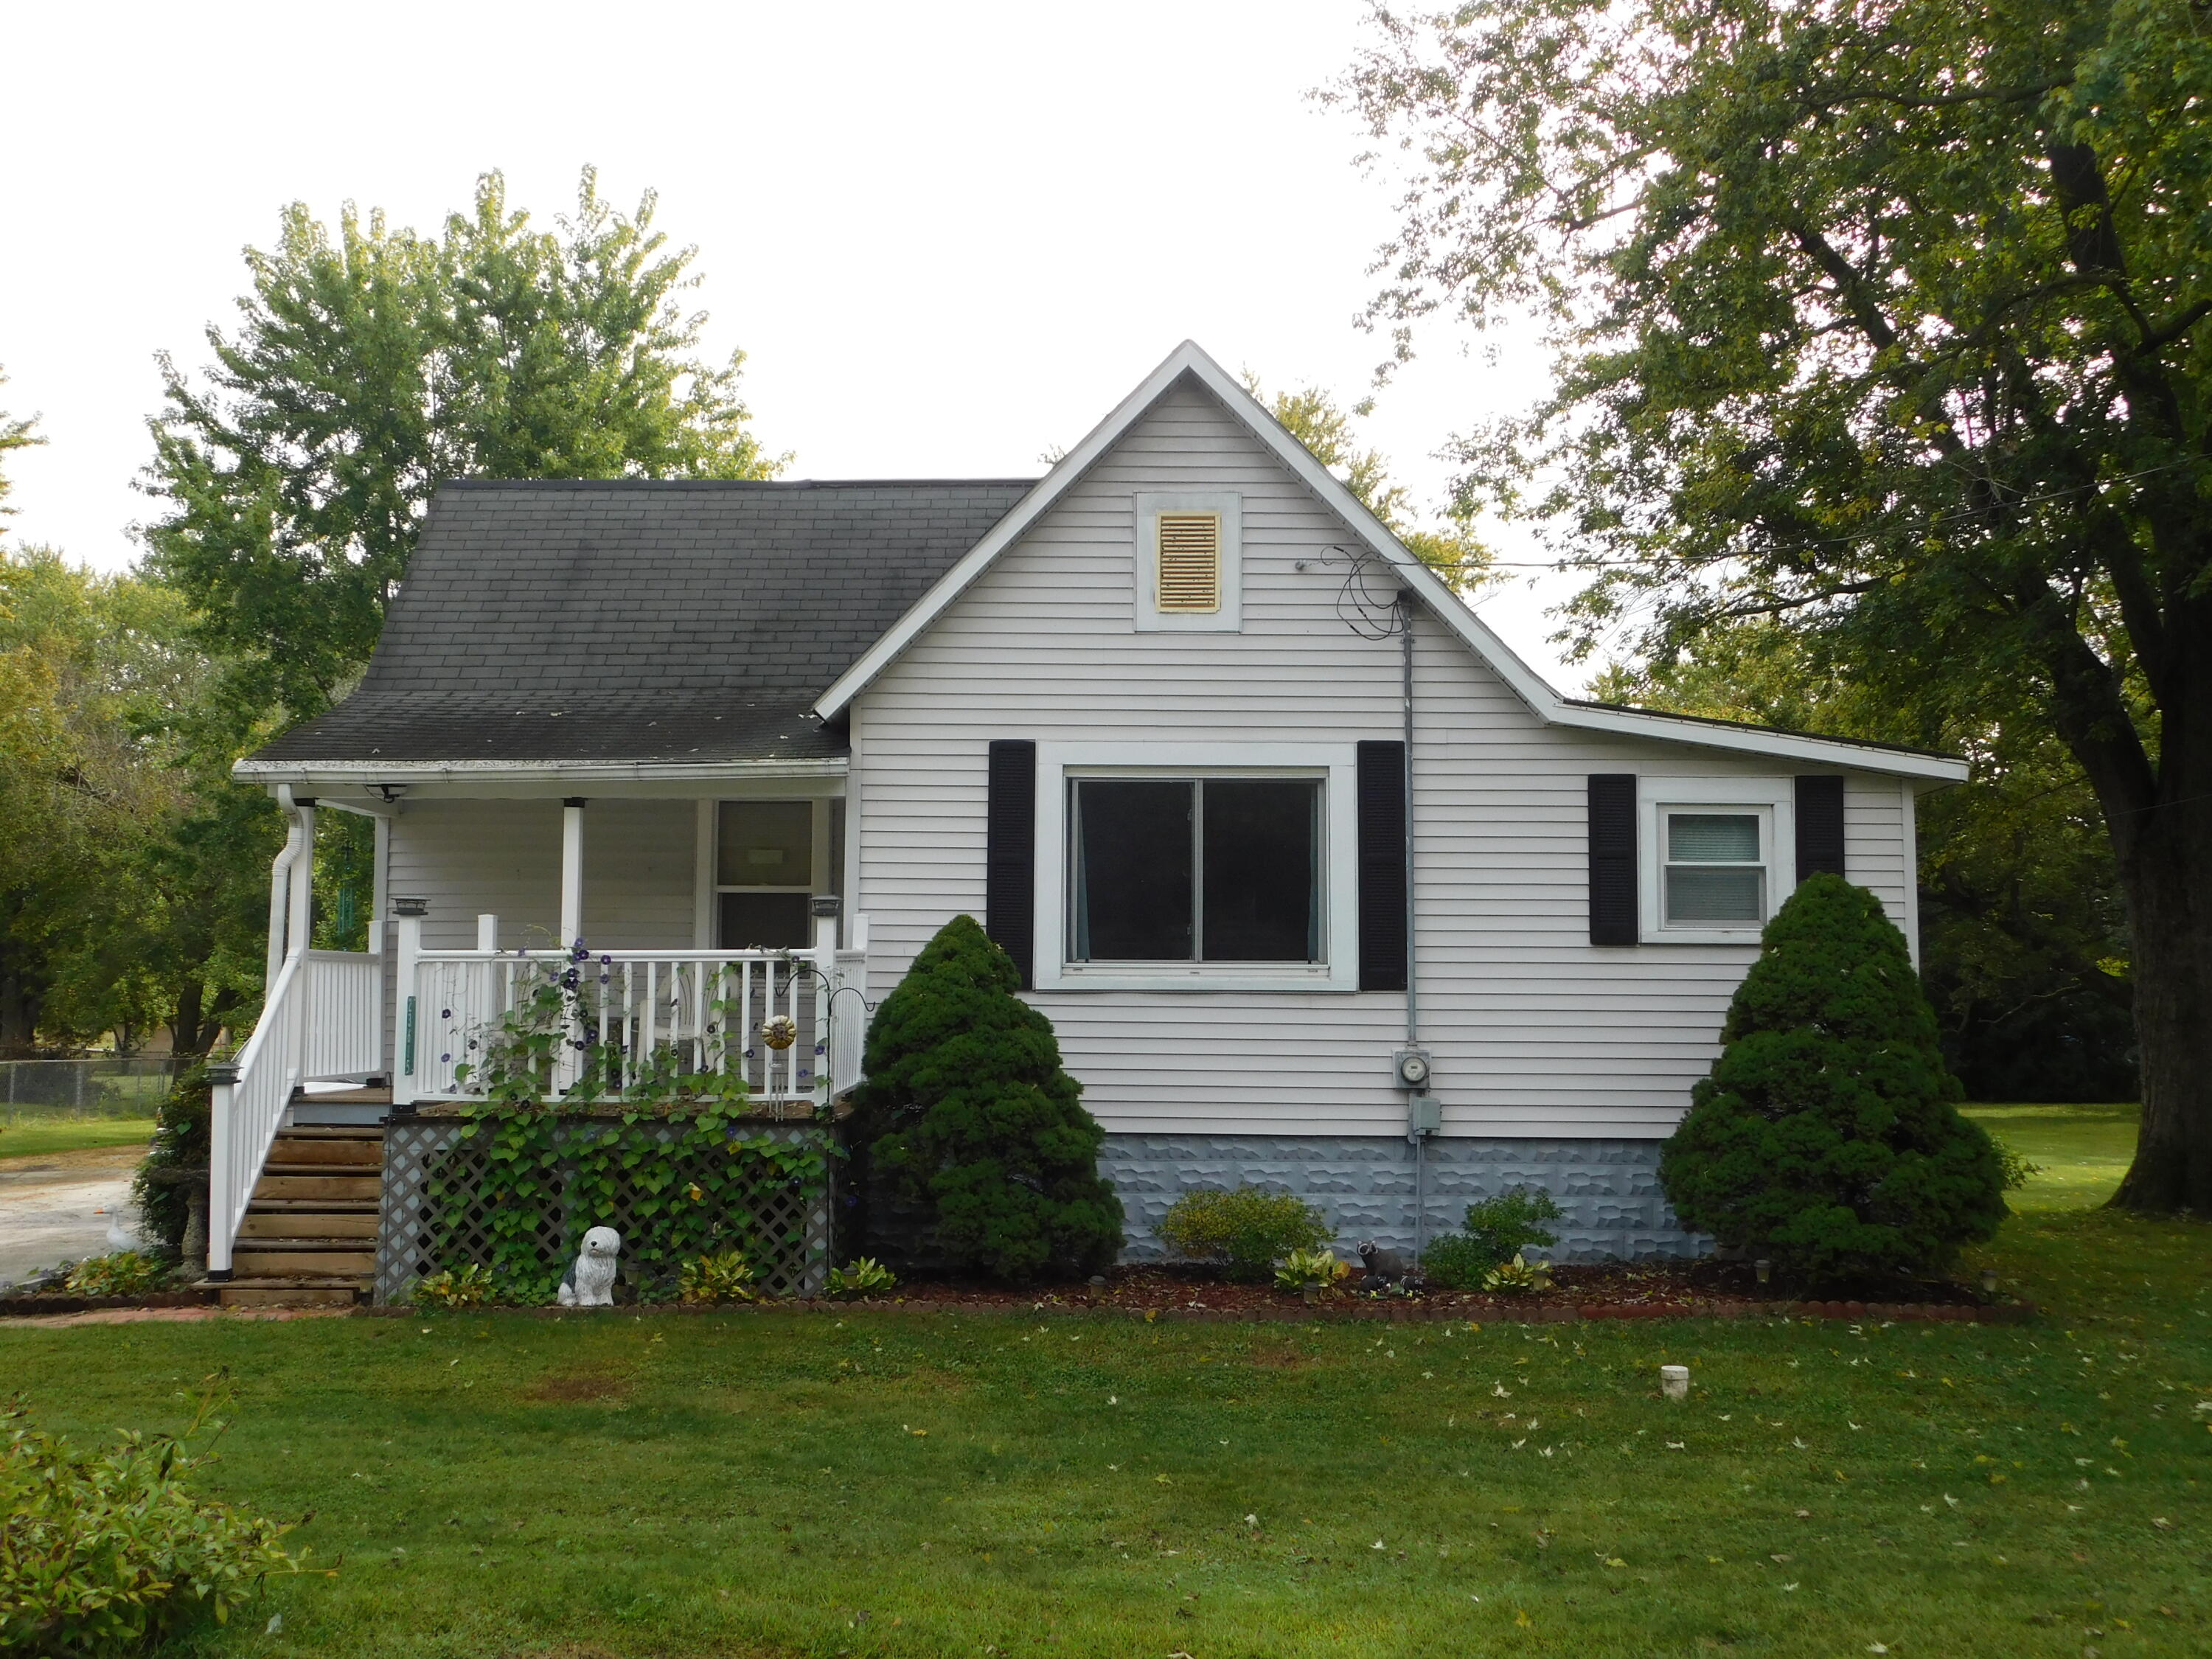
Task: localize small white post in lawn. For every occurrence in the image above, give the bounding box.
[1660,1365,1690,1402]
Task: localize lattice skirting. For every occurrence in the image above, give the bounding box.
[377,1116,834,1305]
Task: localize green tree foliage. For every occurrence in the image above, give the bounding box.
[1595,625,2137,1101]
[0,549,219,1052]
[0,365,41,527]
[145,166,786,725]
[1339,1,2212,1211]
[1244,373,1489,587]
[1658,874,2007,1281]
[856,916,1123,1282]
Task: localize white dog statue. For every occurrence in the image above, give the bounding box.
[557,1225,622,1307]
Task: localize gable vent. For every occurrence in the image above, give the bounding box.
[1155,513,1222,612]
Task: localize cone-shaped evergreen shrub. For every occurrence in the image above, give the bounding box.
[1658,872,2006,1283]
[855,914,1124,1281]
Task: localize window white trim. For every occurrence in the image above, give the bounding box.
[1034,741,1357,992]
[1133,492,1242,632]
[1638,777,1797,945]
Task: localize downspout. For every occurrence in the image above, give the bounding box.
[1401,594,1430,1265]
[264,785,310,991]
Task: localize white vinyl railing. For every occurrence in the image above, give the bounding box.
[398,936,866,1107]
[301,950,383,1079]
[207,949,384,1275]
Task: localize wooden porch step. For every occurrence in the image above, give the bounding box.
[218,1279,366,1310]
[247,1197,380,1214]
[239,1211,379,1239]
[267,1138,382,1167]
[252,1173,382,1202]
[232,1244,377,1276]
[274,1122,388,1136]
[291,1085,392,1105]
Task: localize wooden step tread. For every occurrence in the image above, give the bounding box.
[237,1236,375,1251]
[274,1123,388,1137]
[262,1162,382,1176]
[246,1198,382,1213]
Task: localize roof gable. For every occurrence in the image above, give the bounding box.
[811,341,1966,784]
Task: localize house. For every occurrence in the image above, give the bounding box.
[212,341,1965,1302]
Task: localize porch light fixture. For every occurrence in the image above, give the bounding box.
[392,896,430,917]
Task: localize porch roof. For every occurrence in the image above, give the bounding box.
[244,478,1035,768]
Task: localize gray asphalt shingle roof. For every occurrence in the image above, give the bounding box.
[250,479,1035,765]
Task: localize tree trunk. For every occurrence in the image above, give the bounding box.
[2110,807,2212,1214]
[168,980,216,1059]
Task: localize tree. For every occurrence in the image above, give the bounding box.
[0,550,202,1051]
[0,366,39,528]
[1658,874,2008,1281]
[1245,373,1490,587]
[1339,1,2212,1211]
[1596,626,2138,1101]
[855,916,1124,1282]
[145,167,787,725]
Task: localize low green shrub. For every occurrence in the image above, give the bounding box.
[411,1264,496,1309]
[131,1060,211,1255]
[1422,1189,1564,1290]
[825,1257,898,1298]
[1158,1187,1333,1283]
[680,1251,757,1304]
[1481,1253,1552,1296]
[60,1251,173,1298]
[0,1388,301,1655]
[1273,1246,1349,1293]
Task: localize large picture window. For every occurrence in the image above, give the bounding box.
[1068,776,1322,964]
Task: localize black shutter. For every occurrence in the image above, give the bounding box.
[986,740,1037,987]
[1357,741,1408,992]
[1587,773,1638,946]
[1795,774,1846,881]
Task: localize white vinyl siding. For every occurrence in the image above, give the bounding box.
[849,378,1923,1140]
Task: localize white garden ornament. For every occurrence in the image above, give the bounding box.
[557,1225,622,1307]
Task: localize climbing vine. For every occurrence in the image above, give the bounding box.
[425,944,835,1302]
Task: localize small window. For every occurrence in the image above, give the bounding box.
[1068,776,1321,963]
[1155,513,1221,613]
[715,800,819,949]
[1663,811,1764,925]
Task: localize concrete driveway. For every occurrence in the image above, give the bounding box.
[0,1145,145,1287]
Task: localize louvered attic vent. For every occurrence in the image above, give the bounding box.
[1155,512,1222,613]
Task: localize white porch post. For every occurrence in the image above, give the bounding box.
[560,798,586,947]
[264,786,310,992]
[285,799,316,1117]
[367,814,390,956]
[392,900,425,1109]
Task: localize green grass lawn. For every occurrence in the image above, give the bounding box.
[0,1115,157,1161]
[3,1105,2205,1659]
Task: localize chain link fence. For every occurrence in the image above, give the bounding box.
[0,1058,178,1123]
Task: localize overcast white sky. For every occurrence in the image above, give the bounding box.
[1,0,1591,687]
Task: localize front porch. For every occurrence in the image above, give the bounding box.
[206,782,870,1301]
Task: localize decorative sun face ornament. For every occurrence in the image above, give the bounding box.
[759,1014,800,1051]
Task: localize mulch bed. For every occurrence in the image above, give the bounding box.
[0,1288,217,1317]
[802,1260,2033,1325]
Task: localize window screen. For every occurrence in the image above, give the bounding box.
[717,801,813,888]
[716,800,818,950]
[1068,777,1321,963]
[1663,811,1764,924]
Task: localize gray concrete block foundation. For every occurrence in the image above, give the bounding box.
[1101,1133,1705,1263]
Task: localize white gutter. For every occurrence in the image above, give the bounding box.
[233,756,850,787]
